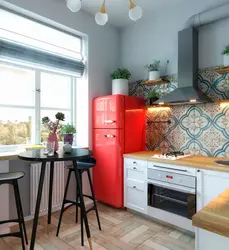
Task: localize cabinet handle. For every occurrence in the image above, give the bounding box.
[104,134,115,138]
[133,161,137,164]
[133,167,137,170]
[104,120,115,124]
[133,186,136,189]
[197,169,200,172]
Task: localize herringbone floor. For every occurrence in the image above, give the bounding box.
[1,203,195,250]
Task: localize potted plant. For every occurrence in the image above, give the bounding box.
[222,45,229,66]
[111,68,131,95]
[145,60,160,80]
[60,123,76,145]
[42,112,65,152]
[148,91,160,105]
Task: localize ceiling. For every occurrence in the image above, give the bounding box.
[80,0,184,27]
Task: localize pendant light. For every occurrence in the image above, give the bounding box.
[95,0,108,26]
[66,0,82,12]
[128,0,143,21]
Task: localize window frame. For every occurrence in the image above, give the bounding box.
[0,60,77,148]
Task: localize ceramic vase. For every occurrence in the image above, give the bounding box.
[224,55,229,67]
[48,133,58,152]
[149,71,160,80]
[63,134,74,145]
[112,79,129,95]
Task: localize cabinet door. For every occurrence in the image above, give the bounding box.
[196,169,229,250]
[197,169,229,210]
[124,179,146,213]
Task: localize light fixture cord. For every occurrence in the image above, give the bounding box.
[100,0,106,13]
[129,0,136,9]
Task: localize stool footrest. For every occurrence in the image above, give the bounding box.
[0,219,20,225]
[0,232,21,239]
[86,206,96,214]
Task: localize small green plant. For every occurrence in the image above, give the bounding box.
[111,68,131,80]
[60,124,76,134]
[145,60,160,71]
[222,45,229,55]
[149,91,159,98]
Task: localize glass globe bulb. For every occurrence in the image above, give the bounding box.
[95,12,108,26]
[66,0,82,12]
[129,5,143,21]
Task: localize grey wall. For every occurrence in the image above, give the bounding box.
[120,0,229,81]
[9,160,31,217]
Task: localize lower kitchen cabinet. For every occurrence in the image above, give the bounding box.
[124,158,147,214]
[196,169,229,250]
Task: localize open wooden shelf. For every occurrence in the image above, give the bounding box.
[215,67,229,74]
[141,79,170,86]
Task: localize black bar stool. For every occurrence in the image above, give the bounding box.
[0,172,28,250]
[56,157,101,245]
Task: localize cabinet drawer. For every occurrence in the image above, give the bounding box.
[125,179,146,213]
[126,167,145,182]
[124,158,147,169]
[126,179,145,191]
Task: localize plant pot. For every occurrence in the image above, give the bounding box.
[149,71,160,80]
[112,79,129,95]
[149,97,159,105]
[48,133,58,152]
[224,55,229,67]
[63,134,74,145]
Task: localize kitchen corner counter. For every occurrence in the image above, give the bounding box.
[123,151,229,173]
[193,188,229,238]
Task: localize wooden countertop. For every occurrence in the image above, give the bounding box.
[124,151,229,173]
[193,188,229,238]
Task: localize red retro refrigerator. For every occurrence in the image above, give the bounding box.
[93,94,145,208]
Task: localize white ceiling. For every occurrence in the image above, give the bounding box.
[80,0,184,27]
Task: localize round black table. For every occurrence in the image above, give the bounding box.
[18,148,93,250]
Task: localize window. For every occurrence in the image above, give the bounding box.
[0,63,77,146]
[0,8,88,148]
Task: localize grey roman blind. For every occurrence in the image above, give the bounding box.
[0,39,85,76]
[0,8,85,76]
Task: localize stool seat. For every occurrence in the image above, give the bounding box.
[0,172,24,181]
[65,157,96,170]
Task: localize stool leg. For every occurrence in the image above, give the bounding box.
[87,169,101,230]
[14,180,28,245]
[48,162,54,224]
[76,180,79,224]
[13,180,25,250]
[73,160,92,250]
[79,171,84,246]
[56,169,72,236]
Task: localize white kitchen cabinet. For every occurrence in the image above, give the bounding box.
[124,158,147,214]
[196,169,229,211]
[196,169,229,250]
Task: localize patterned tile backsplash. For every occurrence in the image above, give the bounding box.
[129,67,229,157]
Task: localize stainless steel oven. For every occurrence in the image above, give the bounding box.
[147,165,196,219]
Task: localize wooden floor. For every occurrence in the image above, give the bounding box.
[1,203,195,250]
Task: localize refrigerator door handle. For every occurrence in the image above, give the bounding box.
[104,134,116,138]
[104,120,116,124]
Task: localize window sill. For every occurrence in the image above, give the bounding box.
[0,145,89,161]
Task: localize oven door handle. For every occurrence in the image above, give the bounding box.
[147,179,196,195]
[152,165,188,172]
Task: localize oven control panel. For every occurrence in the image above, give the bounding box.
[148,168,195,189]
